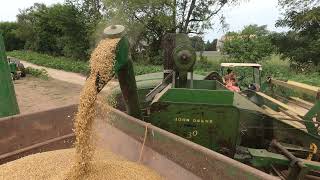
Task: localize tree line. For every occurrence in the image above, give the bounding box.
[0,0,238,63]
[0,0,319,68]
[222,0,320,70]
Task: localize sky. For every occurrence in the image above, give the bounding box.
[0,0,288,40]
[0,0,64,22]
[204,0,288,40]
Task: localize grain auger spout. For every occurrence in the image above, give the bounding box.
[96,25,142,119]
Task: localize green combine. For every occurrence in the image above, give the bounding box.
[7,57,26,80]
[108,27,320,179]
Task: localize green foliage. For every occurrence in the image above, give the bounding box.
[133,63,162,75]
[0,22,25,51]
[8,50,320,87]
[8,50,160,76]
[272,4,320,68]
[103,0,174,65]
[205,39,217,51]
[8,50,89,75]
[190,36,205,51]
[278,0,320,12]
[25,67,49,80]
[103,0,240,65]
[222,24,275,62]
[66,0,104,25]
[15,3,90,60]
[176,0,240,34]
[66,0,104,48]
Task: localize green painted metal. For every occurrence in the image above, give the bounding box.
[187,80,217,90]
[9,63,17,74]
[173,34,196,72]
[114,36,142,119]
[173,34,196,88]
[233,93,264,112]
[247,148,320,171]
[0,34,19,117]
[114,37,129,73]
[158,89,235,105]
[135,72,205,82]
[303,101,320,136]
[149,103,240,157]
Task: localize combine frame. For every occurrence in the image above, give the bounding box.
[257,78,320,136]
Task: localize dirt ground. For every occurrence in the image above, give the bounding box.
[10,60,121,115]
[14,77,82,114]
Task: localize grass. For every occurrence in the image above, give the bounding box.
[7,50,161,76]
[8,50,320,86]
[133,62,162,75]
[8,50,89,75]
[25,67,49,80]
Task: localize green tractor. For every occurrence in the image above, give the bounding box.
[7,57,26,80]
[107,26,320,179]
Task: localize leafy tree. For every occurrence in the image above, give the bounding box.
[222,24,275,62]
[15,3,90,60]
[278,0,320,11]
[205,39,217,51]
[190,36,205,51]
[176,0,239,34]
[103,0,240,64]
[102,0,176,64]
[212,39,218,51]
[272,1,320,68]
[0,22,25,51]
[66,0,104,22]
[190,35,206,60]
[66,0,105,42]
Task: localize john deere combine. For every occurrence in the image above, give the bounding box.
[108,27,320,179]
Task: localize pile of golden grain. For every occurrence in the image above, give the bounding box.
[0,38,162,180]
[0,149,162,180]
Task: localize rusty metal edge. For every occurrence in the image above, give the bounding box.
[0,133,74,160]
[0,104,77,123]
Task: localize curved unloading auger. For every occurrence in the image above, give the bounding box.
[97,25,142,119]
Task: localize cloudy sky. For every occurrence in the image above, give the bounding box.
[204,0,288,40]
[0,0,288,40]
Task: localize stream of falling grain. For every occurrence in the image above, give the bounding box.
[69,38,120,179]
